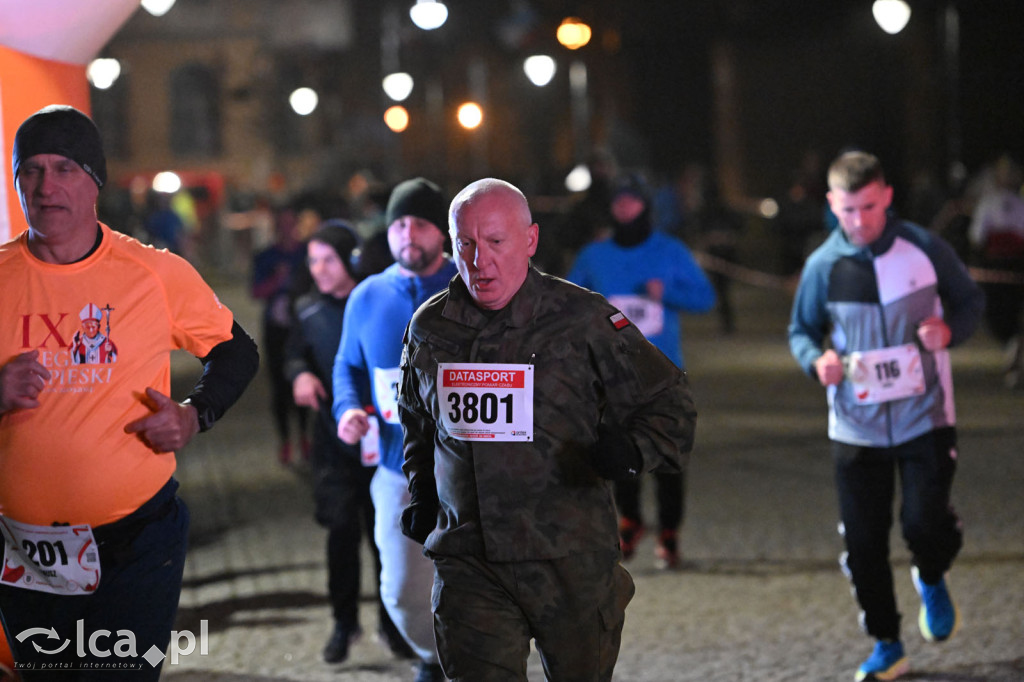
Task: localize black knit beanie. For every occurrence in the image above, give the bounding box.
[13,105,107,188]
[309,219,361,280]
[611,172,651,204]
[385,177,448,233]
[611,172,653,248]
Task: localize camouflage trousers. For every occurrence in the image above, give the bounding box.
[429,549,634,681]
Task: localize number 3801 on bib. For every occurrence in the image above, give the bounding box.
[437,363,534,442]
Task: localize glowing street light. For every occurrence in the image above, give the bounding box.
[523,55,557,87]
[87,58,121,90]
[759,198,780,219]
[565,163,591,192]
[410,0,448,31]
[140,0,177,17]
[289,87,319,116]
[152,171,182,194]
[872,0,911,34]
[457,102,483,129]
[556,17,591,50]
[384,105,410,132]
[382,72,414,102]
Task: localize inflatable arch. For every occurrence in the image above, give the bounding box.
[0,0,139,241]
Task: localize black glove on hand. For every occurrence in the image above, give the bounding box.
[400,488,439,544]
[591,423,643,481]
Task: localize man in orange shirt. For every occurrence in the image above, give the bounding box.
[0,105,258,679]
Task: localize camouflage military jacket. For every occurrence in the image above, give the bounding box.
[399,267,696,562]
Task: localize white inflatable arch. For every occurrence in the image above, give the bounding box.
[0,0,139,240]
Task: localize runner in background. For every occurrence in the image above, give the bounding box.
[567,172,715,569]
[788,150,984,682]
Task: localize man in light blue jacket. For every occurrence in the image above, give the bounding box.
[789,151,984,682]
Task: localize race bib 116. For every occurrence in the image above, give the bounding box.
[846,343,925,405]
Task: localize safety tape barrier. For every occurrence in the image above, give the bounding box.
[966,266,1024,285]
[693,251,1024,290]
[692,251,796,292]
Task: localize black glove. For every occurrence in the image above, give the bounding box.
[400,488,439,544]
[590,423,643,481]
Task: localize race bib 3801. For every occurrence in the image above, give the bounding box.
[437,363,534,441]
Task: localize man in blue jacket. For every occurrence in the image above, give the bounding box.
[332,178,455,682]
[567,172,715,569]
[789,151,984,682]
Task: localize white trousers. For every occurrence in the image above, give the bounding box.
[371,465,440,664]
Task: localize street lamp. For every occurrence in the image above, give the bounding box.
[410,0,448,31]
[872,0,911,34]
[289,87,319,116]
[140,0,176,17]
[565,164,591,192]
[87,58,121,90]
[457,102,483,130]
[556,17,592,50]
[553,17,594,165]
[568,59,590,164]
[942,2,962,182]
[152,171,182,194]
[384,105,410,132]
[523,55,556,87]
[383,72,414,102]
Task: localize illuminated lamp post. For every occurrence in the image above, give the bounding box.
[872,0,911,34]
[457,102,483,129]
[523,55,556,87]
[941,2,962,182]
[556,17,592,50]
[522,54,561,185]
[289,87,318,116]
[87,58,121,90]
[409,0,448,31]
[557,17,592,181]
[140,0,176,17]
[458,99,486,176]
[384,105,410,133]
[152,171,182,194]
[381,7,414,104]
[383,72,414,102]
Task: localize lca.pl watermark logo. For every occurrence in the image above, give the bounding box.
[13,620,209,671]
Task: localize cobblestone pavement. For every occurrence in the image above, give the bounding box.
[161,277,1024,682]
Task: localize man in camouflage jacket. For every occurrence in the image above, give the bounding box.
[398,178,696,681]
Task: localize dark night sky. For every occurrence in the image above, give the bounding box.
[602,1,1024,194]
[414,0,1024,198]
[104,0,1023,202]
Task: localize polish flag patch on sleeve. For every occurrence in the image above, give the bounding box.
[609,312,630,330]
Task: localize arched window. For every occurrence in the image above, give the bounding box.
[170,63,221,156]
[90,73,129,159]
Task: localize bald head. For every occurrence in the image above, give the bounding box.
[449,178,538,310]
[449,178,532,233]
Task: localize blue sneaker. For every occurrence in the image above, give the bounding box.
[855,640,909,681]
[912,566,960,642]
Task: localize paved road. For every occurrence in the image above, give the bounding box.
[161,277,1024,682]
